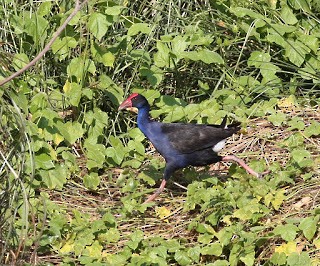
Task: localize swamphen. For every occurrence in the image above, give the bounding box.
[119,93,268,203]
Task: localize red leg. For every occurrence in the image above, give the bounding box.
[222,155,270,178]
[144,179,167,203]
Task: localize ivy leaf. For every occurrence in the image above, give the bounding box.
[83,173,100,190]
[187,246,201,263]
[268,112,287,126]
[88,12,110,40]
[67,57,96,81]
[270,252,287,266]
[41,164,68,189]
[140,65,163,87]
[55,121,85,145]
[273,224,299,241]
[291,149,312,168]
[284,39,310,67]
[304,121,320,137]
[35,153,55,170]
[63,81,82,106]
[12,53,30,71]
[128,23,151,36]
[197,49,224,64]
[287,252,311,266]
[154,41,171,67]
[281,5,298,25]
[105,6,124,16]
[174,250,192,266]
[201,243,222,256]
[298,216,318,240]
[287,117,305,131]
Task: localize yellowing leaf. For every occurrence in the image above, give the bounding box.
[313,239,320,249]
[83,240,103,258]
[277,95,296,110]
[271,189,286,210]
[59,234,75,254]
[155,206,171,222]
[63,80,71,93]
[275,241,297,255]
[53,133,64,146]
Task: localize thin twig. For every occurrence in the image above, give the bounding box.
[0,0,89,87]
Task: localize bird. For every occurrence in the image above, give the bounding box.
[118,93,269,203]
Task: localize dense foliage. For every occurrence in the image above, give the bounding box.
[0,0,320,265]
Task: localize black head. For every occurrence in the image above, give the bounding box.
[118,93,149,110]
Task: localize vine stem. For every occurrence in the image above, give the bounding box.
[0,0,89,87]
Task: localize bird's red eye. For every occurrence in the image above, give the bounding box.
[127,93,139,101]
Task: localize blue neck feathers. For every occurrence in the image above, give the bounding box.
[137,105,151,132]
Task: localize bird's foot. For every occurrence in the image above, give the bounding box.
[222,155,270,178]
[143,179,167,204]
[257,169,271,179]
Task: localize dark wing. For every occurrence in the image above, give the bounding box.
[161,121,240,154]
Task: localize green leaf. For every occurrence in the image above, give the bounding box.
[98,74,124,105]
[82,240,103,259]
[127,140,145,155]
[55,121,85,145]
[268,112,287,126]
[88,12,110,40]
[284,39,309,67]
[298,34,319,53]
[288,117,305,131]
[41,164,68,189]
[298,216,318,240]
[37,1,52,16]
[35,153,54,170]
[270,252,287,265]
[187,246,200,262]
[52,37,77,60]
[172,35,189,60]
[201,243,222,256]
[304,121,320,137]
[140,65,163,87]
[198,49,224,64]
[127,230,144,250]
[154,41,171,67]
[291,149,312,168]
[273,224,299,241]
[286,252,311,266]
[85,142,107,169]
[248,51,270,67]
[63,81,82,106]
[281,5,298,24]
[12,53,30,71]
[240,248,255,266]
[230,7,265,19]
[128,23,151,36]
[24,14,48,43]
[83,173,100,190]
[174,250,192,266]
[211,260,229,266]
[105,6,124,16]
[101,52,115,67]
[100,228,121,243]
[67,57,96,81]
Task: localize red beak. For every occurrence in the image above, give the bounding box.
[118,98,132,110]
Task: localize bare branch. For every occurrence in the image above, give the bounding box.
[0,0,89,87]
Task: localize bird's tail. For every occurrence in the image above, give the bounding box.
[220,115,241,131]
